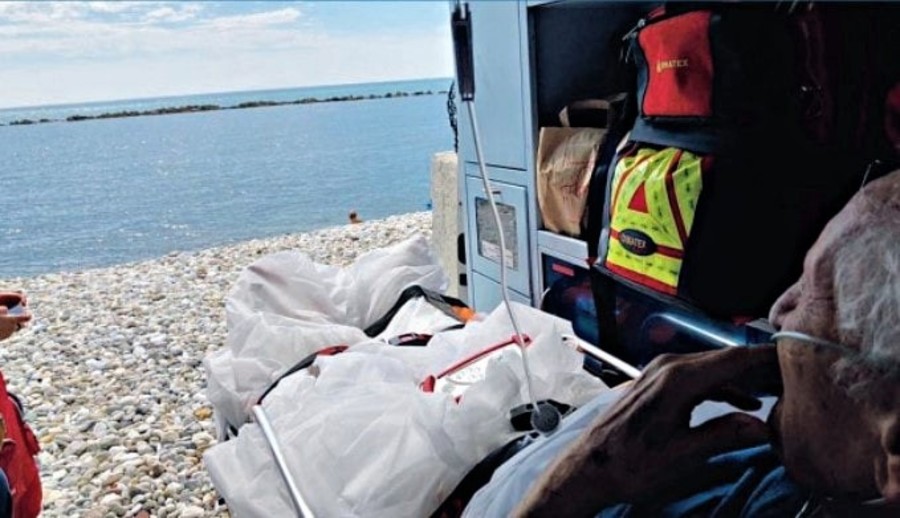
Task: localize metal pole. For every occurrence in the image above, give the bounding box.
[252,405,315,518]
[652,313,740,348]
[561,334,642,379]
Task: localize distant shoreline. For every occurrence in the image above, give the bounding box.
[3,89,449,127]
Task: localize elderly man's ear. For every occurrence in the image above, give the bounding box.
[876,413,900,502]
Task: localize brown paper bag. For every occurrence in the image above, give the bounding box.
[536,124,606,237]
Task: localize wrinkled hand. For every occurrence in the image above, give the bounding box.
[515,345,780,517]
[0,291,32,341]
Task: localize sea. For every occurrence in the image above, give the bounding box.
[0,78,456,278]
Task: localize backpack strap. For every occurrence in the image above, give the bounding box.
[583,93,635,263]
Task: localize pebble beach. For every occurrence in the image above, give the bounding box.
[2,211,434,518]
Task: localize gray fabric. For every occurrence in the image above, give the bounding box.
[462,389,622,517]
[463,390,776,517]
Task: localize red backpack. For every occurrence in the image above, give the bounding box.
[0,370,41,518]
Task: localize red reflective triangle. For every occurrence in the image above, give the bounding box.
[627,182,649,213]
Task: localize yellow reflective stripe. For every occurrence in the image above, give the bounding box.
[610,148,656,212]
[610,148,681,250]
[607,239,681,288]
[643,149,682,249]
[672,151,703,232]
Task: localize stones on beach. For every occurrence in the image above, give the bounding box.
[4,212,434,517]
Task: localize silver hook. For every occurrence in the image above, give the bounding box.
[859,160,881,192]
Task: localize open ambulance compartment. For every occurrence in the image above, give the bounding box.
[458,0,900,374]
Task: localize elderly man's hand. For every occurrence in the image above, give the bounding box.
[515,345,779,517]
[0,291,31,341]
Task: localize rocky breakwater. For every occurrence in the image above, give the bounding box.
[4,89,447,127]
[2,212,433,517]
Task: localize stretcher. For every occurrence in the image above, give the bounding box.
[245,333,635,518]
[200,228,774,517]
[209,290,763,517]
[204,233,772,517]
[203,295,608,516]
[201,233,608,516]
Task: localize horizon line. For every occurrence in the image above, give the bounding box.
[0,76,455,112]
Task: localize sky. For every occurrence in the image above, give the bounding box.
[0,1,455,109]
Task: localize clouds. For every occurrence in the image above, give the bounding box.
[0,1,88,24]
[0,1,452,108]
[201,7,301,30]
[0,2,292,57]
[143,4,205,24]
[0,1,202,24]
[0,1,174,24]
[86,2,139,14]
[0,2,210,59]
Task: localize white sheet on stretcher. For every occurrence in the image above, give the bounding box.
[204,235,449,437]
[203,303,610,518]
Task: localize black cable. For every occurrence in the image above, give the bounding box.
[447,80,459,153]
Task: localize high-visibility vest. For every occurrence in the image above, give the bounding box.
[604,146,706,295]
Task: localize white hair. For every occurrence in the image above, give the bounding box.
[833,214,900,391]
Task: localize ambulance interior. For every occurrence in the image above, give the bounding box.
[454,0,900,376]
[202,2,900,516]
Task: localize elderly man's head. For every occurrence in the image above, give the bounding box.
[768,170,900,502]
